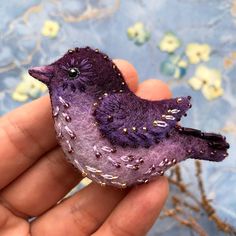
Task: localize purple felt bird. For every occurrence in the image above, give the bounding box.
[28,47,230,188]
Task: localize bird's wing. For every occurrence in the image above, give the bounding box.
[94,93,192,148]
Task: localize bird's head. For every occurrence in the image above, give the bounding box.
[28,47,128,97]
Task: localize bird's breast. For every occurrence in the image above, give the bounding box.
[51,95,184,188]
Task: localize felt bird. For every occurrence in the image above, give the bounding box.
[28,47,230,188]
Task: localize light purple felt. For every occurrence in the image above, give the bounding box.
[28,47,230,188]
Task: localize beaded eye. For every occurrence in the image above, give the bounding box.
[68,68,80,79]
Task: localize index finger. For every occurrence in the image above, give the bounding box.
[0,60,139,189]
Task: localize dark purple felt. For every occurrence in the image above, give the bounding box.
[48,47,129,97]
[95,93,191,148]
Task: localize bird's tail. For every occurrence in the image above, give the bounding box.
[176,126,230,162]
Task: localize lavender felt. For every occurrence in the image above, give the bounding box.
[28,47,230,188]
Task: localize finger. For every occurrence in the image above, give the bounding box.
[0,203,28,235]
[0,60,139,189]
[93,177,169,236]
[136,79,172,100]
[0,95,56,189]
[31,184,128,236]
[113,59,139,92]
[0,147,81,217]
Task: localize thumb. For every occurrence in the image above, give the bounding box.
[136,79,172,100]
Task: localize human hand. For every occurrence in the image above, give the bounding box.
[0,60,170,236]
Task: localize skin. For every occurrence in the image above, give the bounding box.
[0,59,170,236]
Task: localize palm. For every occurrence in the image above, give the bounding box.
[0,60,169,236]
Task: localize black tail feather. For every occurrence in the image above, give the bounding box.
[176,126,230,162]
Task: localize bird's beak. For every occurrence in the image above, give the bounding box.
[28,65,54,84]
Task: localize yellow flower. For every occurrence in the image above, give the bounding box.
[12,72,47,102]
[188,66,223,100]
[159,33,181,53]
[127,22,150,45]
[186,43,211,64]
[127,22,143,38]
[41,20,60,38]
[201,85,224,101]
[178,60,188,68]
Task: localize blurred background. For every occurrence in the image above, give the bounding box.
[0,0,236,235]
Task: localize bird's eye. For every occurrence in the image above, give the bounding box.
[68,68,80,78]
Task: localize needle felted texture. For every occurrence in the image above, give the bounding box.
[28,47,230,188]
